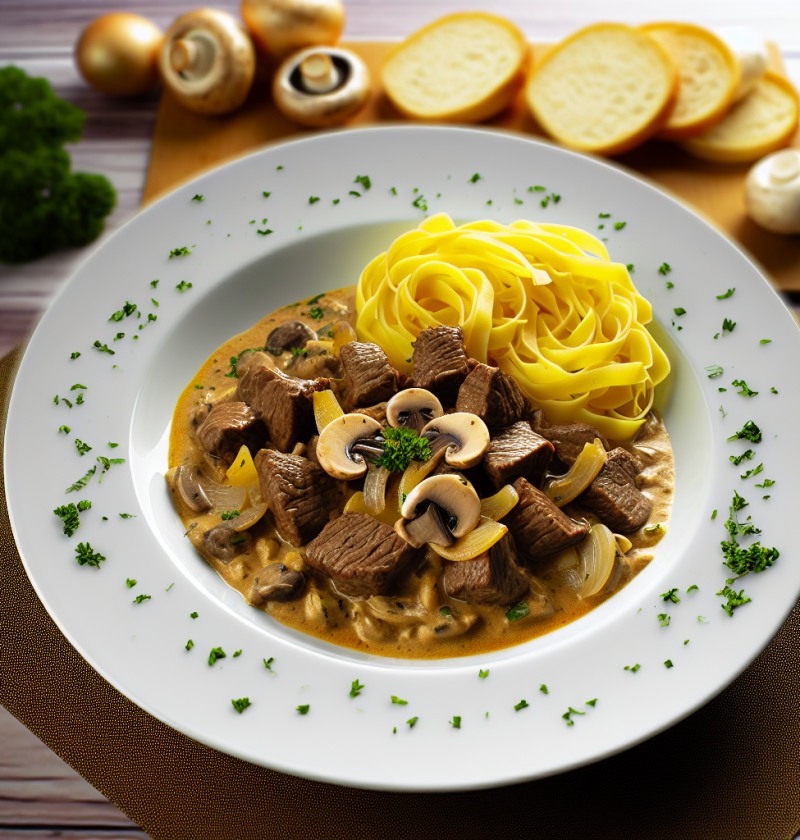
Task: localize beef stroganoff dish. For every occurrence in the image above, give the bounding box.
[166,214,674,659]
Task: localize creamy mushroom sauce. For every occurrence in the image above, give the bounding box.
[168,286,674,660]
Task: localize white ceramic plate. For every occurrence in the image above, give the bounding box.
[6,126,799,791]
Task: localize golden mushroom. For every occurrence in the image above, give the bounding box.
[159,8,256,115]
[75,13,163,97]
[272,46,371,127]
[241,0,344,63]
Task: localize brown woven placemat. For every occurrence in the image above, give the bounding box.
[2,340,800,839]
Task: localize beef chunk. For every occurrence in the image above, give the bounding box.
[456,363,530,429]
[411,326,469,402]
[338,342,397,411]
[482,421,554,491]
[250,563,305,604]
[236,365,327,452]
[529,409,610,468]
[444,532,530,606]
[197,401,266,464]
[502,477,589,564]
[305,513,419,598]
[579,448,652,532]
[255,450,340,547]
[350,402,388,427]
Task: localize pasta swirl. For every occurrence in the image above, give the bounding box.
[356,213,669,440]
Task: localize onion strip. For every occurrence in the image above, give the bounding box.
[363,464,391,514]
[480,484,519,521]
[578,524,617,598]
[313,389,345,433]
[430,516,507,562]
[544,438,607,507]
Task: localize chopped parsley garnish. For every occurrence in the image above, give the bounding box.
[185,639,194,650]
[684,639,690,645]
[232,697,251,713]
[374,427,430,472]
[664,659,674,669]
[133,593,151,604]
[232,649,242,657]
[309,196,320,204]
[166,582,173,590]
[354,175,371,190]
[643,523,663,536]
[391,695,408,705]
[257,228,273,235]
[350,679,365,698]
[729,450,754,466]
[624,664,641,673]
[66,465,96,493]
[599,212,610,218]
[514,198,523,204]
[126,578,136,588]
[614,221,626,230]
[687,585,699,593]
[75,394,84,405]
[439,606,453,618]
[698,615,709,623]
[96,455,125,477]
[191,194,204,202]
[551,193,561,203]
[626,264,635,272]
[169,246,191,258]
[208,647,226,666]
[666,281,674,289]
[722,318,736,333]
[406,717,418,728]
[75,541,105,567]
[412,195,428,211]
[562,706,585,726]
[175,280,193,292]
[75,438,92,456]
[760,339,772,345]
[114,333,124,340]
[506,601,529,622]
[469,173,482,183]
[717,586,752,617]
[389,187,397,195]
[349,190,360,197]
[308,306,324,320]
[225,347,262,376]
[190,611,198,619]
[540,196,550,208]
[705,365,723,378]
[263,191,271,197]
[660,588,680,603]
[150,279,159,288]
[721,539,778,578]
[54,502,87,537]
[296,704,309,715]
[92,340,114,355]
[109,301,137,321]
[263,657,274,671]
[307,293,325,305]
[514,699,529,711]
[530,185,545,191]
[740,464,763,480]
[771,387,778,394]
[70,351,81,359]
[712,509,718,520]
[755,478,775,489]
[673,307,686,316]
[585,699,597,707]
[58,425,70,434]
[716,288,735,299]
[658,262,672,275]
[728,421,762,443]
[449,716,461,729]
[479,669,489,679]
[220,510,240,520]
[657,613,670,627]
[230,536,247,545]
[732,379,758,397]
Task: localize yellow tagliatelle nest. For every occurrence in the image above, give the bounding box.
[356,213,669,441]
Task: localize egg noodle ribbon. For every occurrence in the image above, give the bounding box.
[356,213,669,440]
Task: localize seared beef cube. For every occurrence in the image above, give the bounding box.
[529,409,609,468]
[255,450,340,547]
[579,448,652,532]
[305,513,419,598]
[456,363,529,429]
[503,477,589,564]
[197,401,266,464]
[482,421,554,491]
[444,532,529,606]
[338,342,397,411]
[236,365,327,452]
[411,326,469,402]
[350,402,388,427]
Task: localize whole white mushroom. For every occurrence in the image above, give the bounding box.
[745,149,800,235]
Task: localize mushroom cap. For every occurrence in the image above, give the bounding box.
[159,9,255,115]
[385,388,443,434]
[316,412,383,480]
[272,46,371,128]
[745,149,800,234]
[421,412,491,469]
[265,320,317,354]
[400,474,481,538]
[241,0,344,62]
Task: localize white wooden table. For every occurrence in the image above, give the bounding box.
[2,2,800,836]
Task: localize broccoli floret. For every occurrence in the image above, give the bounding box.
[0,65,116,264]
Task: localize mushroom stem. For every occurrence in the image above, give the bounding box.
[396,503,456,549]
[170,38,197,72]
[299,52,342,93]
[349,436,385,460]
[168,31,218,79]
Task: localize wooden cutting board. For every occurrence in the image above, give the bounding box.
[142,41,800,290]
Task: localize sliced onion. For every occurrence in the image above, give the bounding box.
[344,488,399,527]
[562,568,584,594]
[197,473,246,514]
[544,438,607,507]
[578,524,617,598]
[226,445,259,486]
[614,533,633,554]
[430,517,508,562]
[480,484,519,521]
[397,450,445,508]
[364,463,391,514]
[232,502,268,532]
[247,482,262,506]
[332,319,358,351]
[313,389,345,433]
[553,545,579,571]
[305,340,335,354]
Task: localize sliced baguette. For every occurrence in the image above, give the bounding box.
[525,23,678,157]
[380,12,529,122]
[681,71,799,163]
[640,22,740,140]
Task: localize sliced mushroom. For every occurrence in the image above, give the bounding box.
[250,563,305,604]
[316,413,383,479]
[396,474,481,549]
[204,521,252,563]
[421,413,490,470]
[166,465,211,513]
[265,320,318,355]
[385,388,443,435]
